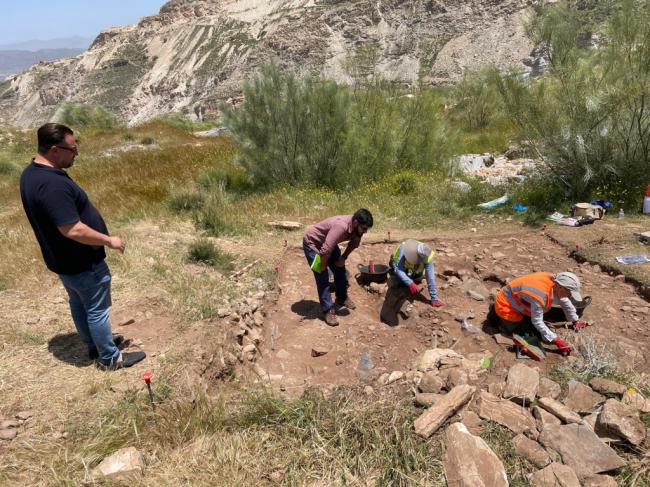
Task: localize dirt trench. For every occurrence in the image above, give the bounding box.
[257,231,650,393]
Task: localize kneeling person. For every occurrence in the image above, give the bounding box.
[490,271,586,359]
[380,239,443,326]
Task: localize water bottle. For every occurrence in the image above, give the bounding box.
[618,208,625,219]
[356,352,375,381]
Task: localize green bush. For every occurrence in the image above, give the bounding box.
[187,239,235,272]
[195,204,236,236]
[140,136,155,145]
[221,65,451,189]
[496,0,650,205]
[122,133,134,142]
[449,66,504,129]
[199,166,252,193]
[56,102,118,129]
[168,192,205,213]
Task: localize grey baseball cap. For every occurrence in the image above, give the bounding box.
[554,272,583,302]
[404,239,433,264]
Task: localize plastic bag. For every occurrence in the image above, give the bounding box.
[461,319,481,333]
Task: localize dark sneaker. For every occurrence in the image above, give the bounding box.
[100,351,147,371]
[324,309,339,326]
[335,297,356,310]
[88,335,125,360]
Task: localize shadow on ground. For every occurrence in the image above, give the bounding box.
[47,332,94,367]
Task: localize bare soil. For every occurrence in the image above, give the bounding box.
[260,230,650,393]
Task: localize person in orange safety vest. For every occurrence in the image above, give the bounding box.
[489,272,586,359]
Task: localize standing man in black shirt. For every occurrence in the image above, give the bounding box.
[20,123,145,370]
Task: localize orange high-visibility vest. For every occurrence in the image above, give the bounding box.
[495,272,554,322]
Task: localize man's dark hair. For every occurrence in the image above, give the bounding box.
[353,208,373,227]
[37,123,74,155]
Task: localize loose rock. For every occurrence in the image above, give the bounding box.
[477,391,537,435]
[512,434,551,468]
[418,371,444,394]
[589,378,626,396]
[92,447,143,479]
[0,429,17,440]
[621,390,645,411]
[532,405,562,429]
[311,346,329,358]
[538,424,626,479]
[597,398,646,446]
[538,378,561,400]
[15,411,33,421]
[386,371,404,384]
[564,380,606,415]
[504,363,539,404]
[538,397,582,424]
[414,384,475,438]
[415,348,462,372]
[443,422,508,487]
[583,475,618,487]
[414,393,440,407]
[530,463,581,487]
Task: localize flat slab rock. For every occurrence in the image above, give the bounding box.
[477,391,537,435]
[414,385,475,438]
[563,380,606,414]
[529,463,580,487]
[597,398,646,446]
[504,363,539,404]
[538,424,626,479]
[538,397,582,424]
[443,422,508,487]
[512,434,551,468]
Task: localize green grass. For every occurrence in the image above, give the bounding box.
[0,384,446,485]
[187,239,236,272]
[480,421,530,486]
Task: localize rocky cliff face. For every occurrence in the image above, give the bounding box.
[0,0,538,127]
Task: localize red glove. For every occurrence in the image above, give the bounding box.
[553,337,573,356]
[431,300,444,308]
[408,283,418,295]
[573,320,586,331]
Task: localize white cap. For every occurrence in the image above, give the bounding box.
[554,272,583,302]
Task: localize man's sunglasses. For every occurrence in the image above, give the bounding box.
[55,145,79,154]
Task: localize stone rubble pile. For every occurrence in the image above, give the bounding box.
[377,347,645,485]
[455,152,540,185]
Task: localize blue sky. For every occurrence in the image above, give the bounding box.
[0,1,167,45]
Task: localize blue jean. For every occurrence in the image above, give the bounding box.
[303,242,348,313]
[58,260,120,365]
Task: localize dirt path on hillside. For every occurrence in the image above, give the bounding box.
[260,230,650,393]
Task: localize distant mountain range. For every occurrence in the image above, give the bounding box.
[0,36,92,51]
[0,37,92,79]
[0,48,85,79]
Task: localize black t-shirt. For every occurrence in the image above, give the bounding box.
[20,160,108,275]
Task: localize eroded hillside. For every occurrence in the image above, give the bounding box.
[0,0,538,126]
